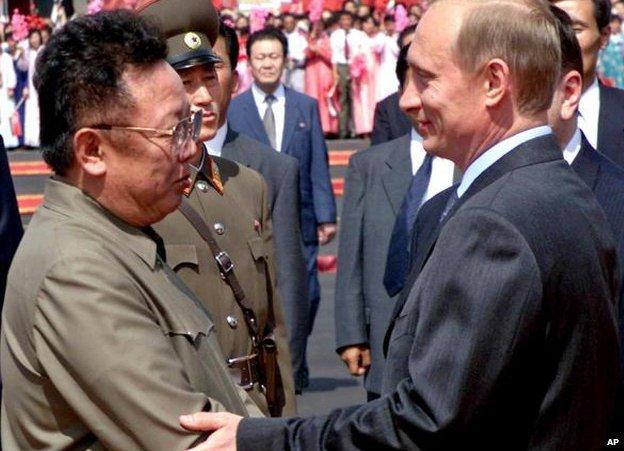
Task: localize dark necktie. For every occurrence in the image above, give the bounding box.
[344,30,350,61]
[263,94,277,150]
[383,154,434,297]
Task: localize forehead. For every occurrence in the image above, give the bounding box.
[250,38,283,55]
[409,4,461,67]
[124,61,188,121]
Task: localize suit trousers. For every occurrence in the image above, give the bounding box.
[337,63,351,139]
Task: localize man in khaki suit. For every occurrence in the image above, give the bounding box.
[138,0,296,416]
[0,10,262,450]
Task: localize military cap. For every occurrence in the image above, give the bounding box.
[136,0,221,70]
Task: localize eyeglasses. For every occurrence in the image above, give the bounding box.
[90,109,203,158]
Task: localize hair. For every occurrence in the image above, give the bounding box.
[550,5,584,75]
[246,26,288,57]
[384,14,396,22]
[594,0,612,28]
[396,44,410,88]
[219,21,239,71]
[397,23,417,47]
[452,0,561,115]
[35,10,167,175]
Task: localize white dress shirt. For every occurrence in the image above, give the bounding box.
[562,128,582,165]
[285,31,308,65]
[578,78,600,150]
[203,122,228,157]
[457,126,552,197]
[410,129,456,204]
[251,83,286,152]
[329,28,367,65]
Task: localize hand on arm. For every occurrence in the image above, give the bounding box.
[181,412,243,451]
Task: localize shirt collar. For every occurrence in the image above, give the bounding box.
[579,77,600,119]
[42,177,159,269]
[562,127,582,165]
[203,123,228,158]
[251,82,285,105]
[457,125,552,197]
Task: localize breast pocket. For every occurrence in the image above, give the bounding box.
[164,305,215,348]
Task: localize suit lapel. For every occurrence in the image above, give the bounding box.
[381,134,413,215]
[571,134,600,191]
[598,84,624,150]
[240,90,271,147]
[281,88,298,153]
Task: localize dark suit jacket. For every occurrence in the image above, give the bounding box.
[370,93,412,145]
[334,134,412,395]
[236,134,620,450]
[220,126,310,379]
[0,137,22,305]
[597,84,624,169]
[228,87,337,244]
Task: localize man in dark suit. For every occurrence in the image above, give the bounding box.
[228,27,337,385]
[553,0,624,169]
[178,1,620,448]
[334,44,455,401]
[0,136,22,307]
[370,25,416,145]
[208,22,310,393]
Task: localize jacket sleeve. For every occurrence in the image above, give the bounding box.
[259,176,298,416]
[334,156,368,351]
[270,157,311,383]
[32,253,230,451]
[236,207,547,450]
[309,100,337,225]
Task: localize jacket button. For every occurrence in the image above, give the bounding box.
[196,180,209,192]
[226,315,238,328]
[214,223,225,235]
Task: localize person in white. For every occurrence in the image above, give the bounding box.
[282,14,308,93]
[0,43,18,148]
[23,29,43,148]
[375,15,400,102]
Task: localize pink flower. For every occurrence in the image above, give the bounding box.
[87,0,105,14]
[249,8,269,33]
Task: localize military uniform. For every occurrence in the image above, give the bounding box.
[154,154,297,415]
[139,0,297,416]
[1,179,262,450]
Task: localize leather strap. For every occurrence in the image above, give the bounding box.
[178,198,261,344]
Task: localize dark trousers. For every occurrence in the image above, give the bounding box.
[336,63,351,139]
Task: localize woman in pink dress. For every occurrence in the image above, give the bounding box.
[304,20,338,136]
[351,16,379,137]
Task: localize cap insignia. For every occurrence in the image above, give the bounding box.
[184,32,202,50]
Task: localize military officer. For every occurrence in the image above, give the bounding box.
[1,11,261,450]
[138,0,296,416]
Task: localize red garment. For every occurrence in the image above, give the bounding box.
[304,33,338,135]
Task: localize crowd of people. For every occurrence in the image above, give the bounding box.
[1,0,624,448]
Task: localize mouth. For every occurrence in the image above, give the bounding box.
[202,112,217,123]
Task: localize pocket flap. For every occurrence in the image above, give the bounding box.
[247,237,267,261]
[164,310,215,346]
[165,244,199,271]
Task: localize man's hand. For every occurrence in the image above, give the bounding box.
[180,412,242,451]
[317,223,337,245]
[339,344,371,376]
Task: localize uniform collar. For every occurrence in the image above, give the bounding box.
[42,177,159,269]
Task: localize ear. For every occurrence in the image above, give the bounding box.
[600,25,611,49]
[559,70,582,121]
[482,58,510,108]
[73,128,107,177]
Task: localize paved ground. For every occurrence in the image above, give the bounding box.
[7,138,372,417]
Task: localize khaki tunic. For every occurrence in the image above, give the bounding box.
[154,155,296,416]
[1,178,261,451]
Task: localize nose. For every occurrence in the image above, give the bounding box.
[399,76,422,114]
[192,84,214,107]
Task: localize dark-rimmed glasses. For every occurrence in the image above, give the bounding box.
[90,109,203,158]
